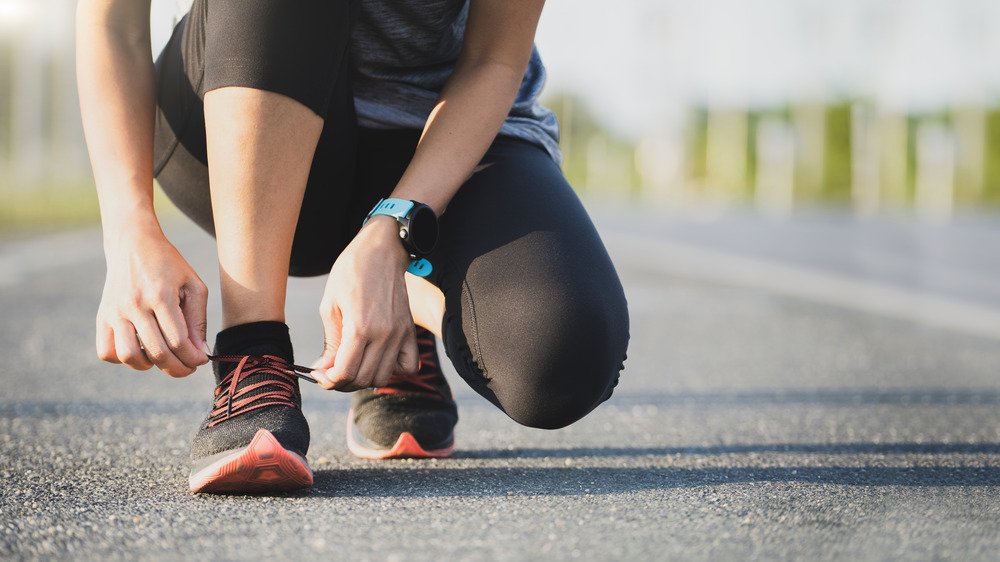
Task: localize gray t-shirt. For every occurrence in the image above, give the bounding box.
[350,0,562,162]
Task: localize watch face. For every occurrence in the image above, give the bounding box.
[408,205,439,255]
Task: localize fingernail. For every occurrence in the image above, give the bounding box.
[202,341,212,356]
[311,369,329,386]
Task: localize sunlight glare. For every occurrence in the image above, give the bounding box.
[0,0,33,30]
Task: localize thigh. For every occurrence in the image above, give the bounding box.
[429,137,631,428]
[153,10,213,236]
[152,0,361,277]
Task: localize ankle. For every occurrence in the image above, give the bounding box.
[221,311,286,331]
[213,320,294,366]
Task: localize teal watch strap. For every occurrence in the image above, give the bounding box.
[407,258,432,277]
[363,198,433,278]
[364,198,414,224]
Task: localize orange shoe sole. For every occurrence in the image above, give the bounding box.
[189,429,313,494]
[346,409,454,460]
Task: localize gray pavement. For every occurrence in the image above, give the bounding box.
[2,205,999,560]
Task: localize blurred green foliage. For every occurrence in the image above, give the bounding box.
[985,109,1000,203]
[0,184,99,230]
[0,183,181,231]
[545,94,642,199]
[822,103,853,202]
[547,91,1000,211]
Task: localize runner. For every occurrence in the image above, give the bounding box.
[77,0,630,493]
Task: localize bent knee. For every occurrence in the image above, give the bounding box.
[501,379,615,430]
[457,231,631,429]
[489,307,628,430]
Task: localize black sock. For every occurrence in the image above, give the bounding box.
[414,324,435,340]
[212,320,294,382]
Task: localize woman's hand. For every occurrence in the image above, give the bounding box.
[310,216,420,391]
[96,220,210,377]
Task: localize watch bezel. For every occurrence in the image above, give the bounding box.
[401,203,438,257]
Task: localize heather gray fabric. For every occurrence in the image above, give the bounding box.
[350,0,562,163]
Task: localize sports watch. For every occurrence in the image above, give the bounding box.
[362,198,438,277]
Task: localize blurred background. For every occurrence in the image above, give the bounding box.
[2,0,1000,227]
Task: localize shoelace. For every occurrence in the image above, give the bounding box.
[206,354,317,428]
[376,330,445,397]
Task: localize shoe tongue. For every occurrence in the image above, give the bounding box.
[211,342,295,384]
[212,321,294,384]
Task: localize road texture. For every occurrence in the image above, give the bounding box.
[2,204,999,560]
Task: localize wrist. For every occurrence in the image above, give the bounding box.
[101,199,159,236]
[389,187,445,217]
[102,207,165,257]
[361,215,412,270]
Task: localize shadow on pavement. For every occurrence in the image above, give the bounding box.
[5,388,999,418]
[460,442,1000,458]
[607,389,1000,407]
[309,465,1000,497]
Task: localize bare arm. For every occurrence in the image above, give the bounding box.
[389,0,546,214]
[310,0,547,389]
[76,0,158,237]
[77,0,209,376]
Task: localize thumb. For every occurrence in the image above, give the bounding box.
[310,348,337,371]
[311,307,344,371]
[181,281,209,351]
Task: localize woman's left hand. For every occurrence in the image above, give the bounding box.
[309,216,420,391]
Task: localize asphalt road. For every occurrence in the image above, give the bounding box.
[2,205,999,560]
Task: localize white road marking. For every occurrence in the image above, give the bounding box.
[603,230,1000,341]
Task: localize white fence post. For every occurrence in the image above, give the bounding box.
[914,121,956,222]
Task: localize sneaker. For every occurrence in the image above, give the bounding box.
[347,326,458,459]
[188,352,316,494]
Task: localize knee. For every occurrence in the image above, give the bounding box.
[488,289,629,430]
[453,228,630,429]
[501,373,616,430]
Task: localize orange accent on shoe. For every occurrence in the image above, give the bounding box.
[346,410,454,460]
[189,429,313,494]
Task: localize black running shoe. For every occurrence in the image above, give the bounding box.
[188,345,316,494]
[347,325,458,459]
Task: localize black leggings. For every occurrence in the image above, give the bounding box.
[152,0,630,429]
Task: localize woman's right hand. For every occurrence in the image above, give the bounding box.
[96,221,210,377]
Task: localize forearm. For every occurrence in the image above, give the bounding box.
[76,3,159,245]
[389,58,525,215]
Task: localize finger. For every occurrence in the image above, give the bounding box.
[96,318,121,364]
[395,325,419,377]
[180,281,209,351]
[370,339,402,388]
[326,331,366,391]
[133,313,193,377]
[310,341,338,374]
[113,319,153,371]
[153,302,207,369]
[349,341,388,391]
